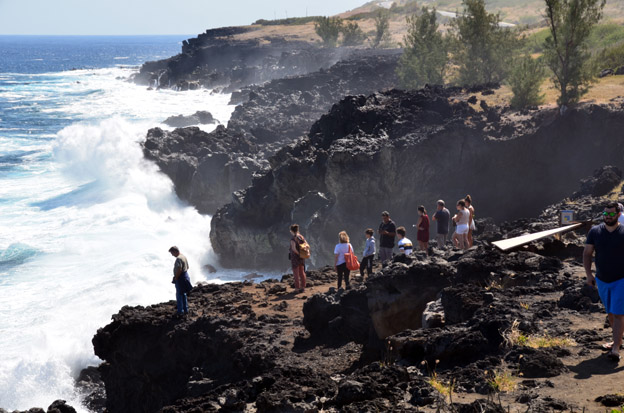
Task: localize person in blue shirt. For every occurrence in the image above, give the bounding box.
[360,228,376,277]
[584,201,624,361]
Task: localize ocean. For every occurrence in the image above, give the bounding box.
[0,35,272,411]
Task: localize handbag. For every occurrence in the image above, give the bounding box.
[344,244,360,271]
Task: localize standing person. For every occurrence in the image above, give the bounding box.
[289,224,307,293]
[452,200,470,250]
[416,205,430,254]
[465,195,476,247]
[396,226,413,255]
[378,211,396,266]
[360,228,376,278]
[334,231,353,290]
[584,202,624,361]
[169,246,192,318]
[432,200,450,248]
[619,202,624,226]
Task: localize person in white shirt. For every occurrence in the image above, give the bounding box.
[334,231,353,290]
[396,226,413,255]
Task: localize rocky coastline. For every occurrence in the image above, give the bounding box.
[76,170,624,412]
[133,27,360,93]
[142,50,401,214]
[10,16,624,413]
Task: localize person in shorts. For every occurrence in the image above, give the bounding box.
[452,200,470,250]
[584,201,624,361]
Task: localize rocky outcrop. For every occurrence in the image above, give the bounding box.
[0,400,77,413]
[210,88,624,269]
[143,126,262,214]
[163,111,216,128]
[143,51,401,214]
[133,27,359,92]
[91,202,596,412]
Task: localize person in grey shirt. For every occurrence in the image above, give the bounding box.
[432,200,450,248]
[378,211,396,266]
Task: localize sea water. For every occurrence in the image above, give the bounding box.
[0,36,274,411]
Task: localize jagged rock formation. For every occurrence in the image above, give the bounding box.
[133,27,359,92]
[91,184,609,411]
[143,51,400,214]
[0,400,77,413]
[163,111,217,128]
[210,88,624,269]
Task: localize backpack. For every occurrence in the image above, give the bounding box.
[297,235,311,259]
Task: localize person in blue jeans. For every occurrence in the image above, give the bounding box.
[169,246,192,318]
[360,228,376,277]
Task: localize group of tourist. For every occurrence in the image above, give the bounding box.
[288,196,476,292]
[165,198,624,365]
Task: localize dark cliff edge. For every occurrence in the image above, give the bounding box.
[209,87,624,269]
[89,177,620,411]
[132,27,361,92]
[142,51,401,214]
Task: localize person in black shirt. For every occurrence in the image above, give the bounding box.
[584,201,624,361]
[378,211,396,266]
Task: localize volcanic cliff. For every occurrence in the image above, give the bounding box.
[210,88,624,269]
[86,170,624,412]
[142,50,401,214]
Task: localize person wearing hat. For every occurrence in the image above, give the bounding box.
[169,246,192,318]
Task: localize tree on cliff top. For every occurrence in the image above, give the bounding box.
[342,21,367,46]
[543,0,605,109]
[509,54,547,109]
[371,9,393,48]
[450,0,520,86]
[315,16,343,48]
[397,7,449,89]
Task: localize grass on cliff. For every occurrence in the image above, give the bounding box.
[487,369,517,393]
[504,320,576,349]
[427,372,455,402]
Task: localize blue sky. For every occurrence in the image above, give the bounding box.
[0,0,368,35]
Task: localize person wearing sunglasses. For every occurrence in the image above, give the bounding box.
[584,202,624,361]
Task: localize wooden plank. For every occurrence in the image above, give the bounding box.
[492,222,584,252]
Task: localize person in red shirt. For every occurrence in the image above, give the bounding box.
[416,205,430,254]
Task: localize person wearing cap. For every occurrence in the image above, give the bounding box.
[169,246,192,318]
[378,211,396,266]
[584,201,624,361]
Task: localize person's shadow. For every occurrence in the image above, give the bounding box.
[569,354,624,379]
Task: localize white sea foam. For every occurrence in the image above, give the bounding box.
[0,67,274,411]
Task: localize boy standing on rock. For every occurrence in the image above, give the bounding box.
[169,246,192,318]
[584,202,624,361]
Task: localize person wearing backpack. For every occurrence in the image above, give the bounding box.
[289,224,308,293]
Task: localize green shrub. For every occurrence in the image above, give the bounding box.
[342,21,367,46]
[371,9,392,48]
[449,0,522,85]
[594,42,624,69]
[397,7,449,88]
[508,55,547,109]
[314,16,343,48]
